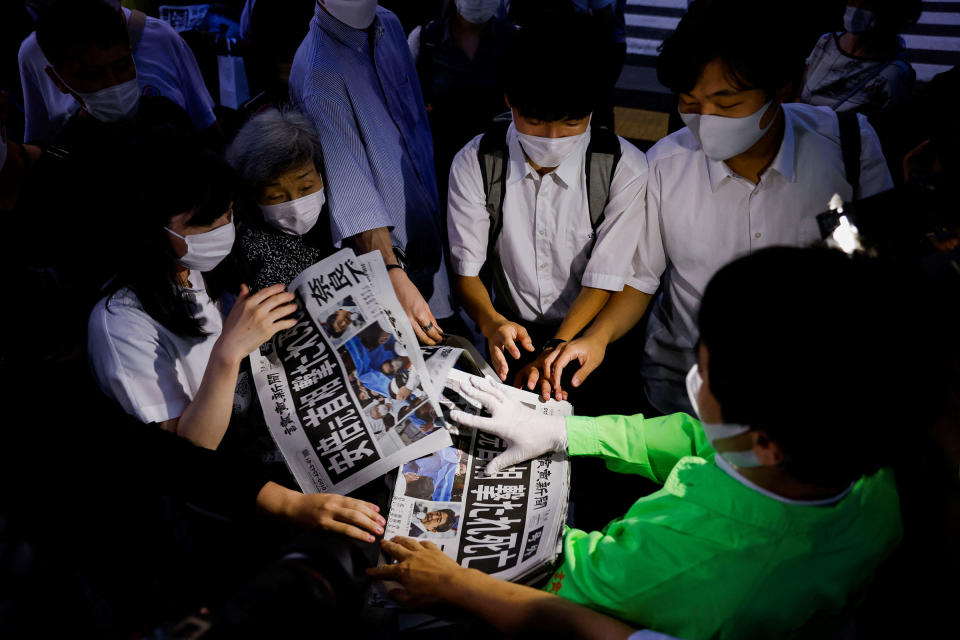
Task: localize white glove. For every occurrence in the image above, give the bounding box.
[449,376,568,475]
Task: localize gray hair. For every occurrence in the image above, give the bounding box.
[226,107,322,187]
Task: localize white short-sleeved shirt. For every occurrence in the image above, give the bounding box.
[18,7,216,144]
[633,102,893,413]
[88,272,229,424]
[447,122,647,323]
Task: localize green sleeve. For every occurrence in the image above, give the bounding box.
[564,412,713,483]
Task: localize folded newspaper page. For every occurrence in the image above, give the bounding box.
[250,249,453,495]
[381,369,572,586]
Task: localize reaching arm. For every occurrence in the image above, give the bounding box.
[454,274,535,381]
[368,538,636,640]
[348,226,443,345]
[543,285,653,398]
[159,283,298,448]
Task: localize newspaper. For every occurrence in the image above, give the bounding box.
[382,369,572,586]
[250,249,452,496]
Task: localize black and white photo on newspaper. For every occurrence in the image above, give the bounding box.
[249,249,453,496]
[381,369,572,587]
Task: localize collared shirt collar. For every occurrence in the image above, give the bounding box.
[704,104,796,192]
[505,121,591,189]
[314,2,383,52]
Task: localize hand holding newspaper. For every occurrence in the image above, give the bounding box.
[448,377,568,475]
[379,370,572,588]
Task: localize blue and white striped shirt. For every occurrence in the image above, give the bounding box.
[290,5,451,315]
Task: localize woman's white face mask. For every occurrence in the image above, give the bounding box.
[456,0,500,24]
[165,220,236,273]
[685,363,764,468]
[259,188,325,236]
[679,99,777,161]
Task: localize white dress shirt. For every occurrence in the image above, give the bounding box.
[447,122,647,323]
[631,102,893,413]
[88,272,229,424]
[18,8,216,144]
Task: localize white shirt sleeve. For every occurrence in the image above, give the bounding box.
[407,25,422,64]
[856,113,894,198]
[446,135,491,278]
[628,156,667,294]
[87,298,191,424]
[581,138,647,292]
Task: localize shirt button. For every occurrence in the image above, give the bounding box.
[755,232,762,239]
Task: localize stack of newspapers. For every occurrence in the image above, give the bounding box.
[250,249,571,585]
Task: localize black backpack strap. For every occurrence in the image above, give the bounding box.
[837,110,861,200]
[584,125,622,235]
[415,20,444,107]
[477,114,519,317]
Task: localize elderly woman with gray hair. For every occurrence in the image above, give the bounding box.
[226,107,334,290]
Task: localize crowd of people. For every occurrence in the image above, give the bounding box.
[0,0,957,638]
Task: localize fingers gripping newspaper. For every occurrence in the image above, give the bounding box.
[382,369,572,586]
[249,249,453,496]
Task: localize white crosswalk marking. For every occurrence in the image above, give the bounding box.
[618,0,960,97]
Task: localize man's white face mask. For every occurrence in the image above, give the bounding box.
[50,65,141,124]
[685,363,764,468]
[679,99,777,161]
[258,188,325,236]
[322,0,378,29]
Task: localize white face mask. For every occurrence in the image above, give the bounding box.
[679,99,777,161]
[165,221,236,273]
[685,363,764,468]
[259,188,325,236]
[78,77,141,123]
[323,0,378,29]
[456,0,500,24]
[515,120,590,169]
[843,6,875,34]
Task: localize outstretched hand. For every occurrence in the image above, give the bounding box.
[366,537,463,607]
[543,334,608,401]
[448,377,567,474]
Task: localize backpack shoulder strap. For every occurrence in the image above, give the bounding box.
[415,20,444,105]
[477,114,512,248]
[126,9,147,52]
[837,110,861,199]
[584,125,622,233]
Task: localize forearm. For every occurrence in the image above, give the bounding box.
[346,226,398,266]
[553,287,612,342]
[583,285,652,345]
[454,274,504,336]
[173,349,241,449]
[445,568,634,639]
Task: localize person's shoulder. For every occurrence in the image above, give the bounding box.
[614,135,648,172]
[142,13,185,46]
[784,102,842,141]
[375,6,404,32]
[89,288,149,334]
[646,127,700,166]
[17,30,40,65]
[453,132,485,163]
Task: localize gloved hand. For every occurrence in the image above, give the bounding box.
[449,376,568,475]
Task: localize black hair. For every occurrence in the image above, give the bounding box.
[862,0,923,38]
[103,125,240,338]
[35,0,128,68]
[325,312,347,337]
[405,475,435,500]
[657,0,807,98]
[698,246,944,487]
[432,509,456,533]
[501,11,607,122]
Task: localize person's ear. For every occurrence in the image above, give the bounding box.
[503,93,511,110]
[750,431,785,466]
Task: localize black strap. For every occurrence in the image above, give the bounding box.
[837,111,861,199]
[415,20,445,107]
[584,125,621,234]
